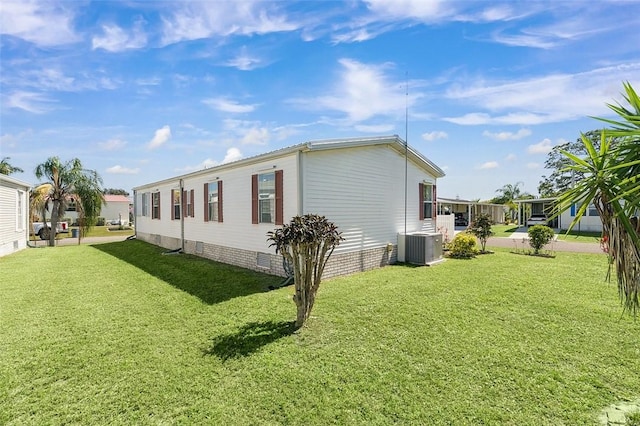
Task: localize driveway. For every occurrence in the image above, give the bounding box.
[31,234,132,247]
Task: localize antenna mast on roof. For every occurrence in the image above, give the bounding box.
[404,71,409,236]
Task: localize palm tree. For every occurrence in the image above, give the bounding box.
[29,183,53,239]
[0,157,24,175]
[494,182,531,222]
[558,82,640,314]
[34,157,104,246]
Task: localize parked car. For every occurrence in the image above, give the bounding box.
[526,214,548,226]
[454,213,468,227]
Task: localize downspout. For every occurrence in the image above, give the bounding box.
[180,178,185,252]
[133,189,138,240]
[26,186,37,248]
[297,150,303,216]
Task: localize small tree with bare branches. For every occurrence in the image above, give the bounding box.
[267,214,343,329]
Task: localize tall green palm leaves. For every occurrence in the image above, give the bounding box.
[0,157,23,175]
[558,82,640,314]
[34,157,104,246]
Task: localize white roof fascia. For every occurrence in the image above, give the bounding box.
[0,174,31,189]
[134,135,445,190]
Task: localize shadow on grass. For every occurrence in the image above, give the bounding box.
[93,240,282,305]
[203,320,297,361]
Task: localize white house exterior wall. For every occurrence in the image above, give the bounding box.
[101,201,130,225]
[135,152,299,269]
[302,145,436,256]
[559,210,603,232]
[0,176,29,257]
[133,139,442,278]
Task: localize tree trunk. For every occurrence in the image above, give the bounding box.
[49,201,59,247]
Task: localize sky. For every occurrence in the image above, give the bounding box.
[1,0,639,201]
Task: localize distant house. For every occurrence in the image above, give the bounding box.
[0,174,30,257]
[65,194,131,225]
[437,197,505,226]
[515,198,603,232]
[133,136,445,278]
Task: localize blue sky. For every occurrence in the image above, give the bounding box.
[1,0,638,200]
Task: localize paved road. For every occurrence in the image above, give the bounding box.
[485,236,604,254]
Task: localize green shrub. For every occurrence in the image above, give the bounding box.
[528,225,555,254]
[448,232,478,259]
[468,213,494,252]
[96,217,106,226]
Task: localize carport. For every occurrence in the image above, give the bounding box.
[437,197,505,226]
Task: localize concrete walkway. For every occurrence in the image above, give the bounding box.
[30,234,131,247]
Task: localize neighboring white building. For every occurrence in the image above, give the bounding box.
[0,174,30,257]
[516,198,604,232]
[133,136,445,278]
[65,194,131,225]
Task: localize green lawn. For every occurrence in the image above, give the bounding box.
[1,241,639,424]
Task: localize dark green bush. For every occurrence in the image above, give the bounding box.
[528,225,555,254]
[96,217,106,226]
[448,232,478,259]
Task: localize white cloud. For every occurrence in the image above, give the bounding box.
[5,91,54,113]
[443,63,640,125]
[222,147,243,163]
[161,1,299,45]
[0,0,79,46]
[241,127,270,145]
[483,128,531,141]
[295,58,416,123]
[355,123,395,133]
[528,138,553,154]
[106,165,139,174]
[92,20,147,52]
[98,139,127,151]
[479,161,499,170]
[422,131,448,141]
[147,125,171,150]
[364,0,450,21]
[203,97,257,113]
[224,46,264,71]
[526,162,541,169]
[505,153,517,161]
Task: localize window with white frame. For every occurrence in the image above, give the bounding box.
[172,189,181,220]
[208,183,218,222]
[152,192,161,219]
[16,190,25,231]
[141,192,149,216]
[185,190,193,218]
[588,203,598,217]
[422,183,434,219]
[258,172,275,223]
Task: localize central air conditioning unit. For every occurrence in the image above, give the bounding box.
[397,233,444,266]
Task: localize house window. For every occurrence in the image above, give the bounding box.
[185,189,194,218]
[252,170,283,225]
[66,199,77,212]
[259,172,275,223]
[588,203,598,217]
[172,189,181,220]
[141,193,149,217]
[152,192,161,219]
[16,190,25,231]
[204,181,223,223]
[420,183,436,220]
[208,183,218,221]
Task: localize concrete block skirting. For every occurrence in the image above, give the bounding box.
[136,231,398,278]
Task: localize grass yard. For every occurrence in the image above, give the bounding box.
[1,240,639,424]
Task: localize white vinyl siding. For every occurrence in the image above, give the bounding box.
[0,176,30,257]
[134,153,298,253]
[302,145,436,254]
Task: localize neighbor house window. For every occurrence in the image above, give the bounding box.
[419,182,437,220]
[152,192,161,219]
[16,190,25,231]
[569,204,586,217]
[252,170,283,225]
[172,189,181,220]
[141,192,149,217]
[588,203,598,217]
[204,181,223,222]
